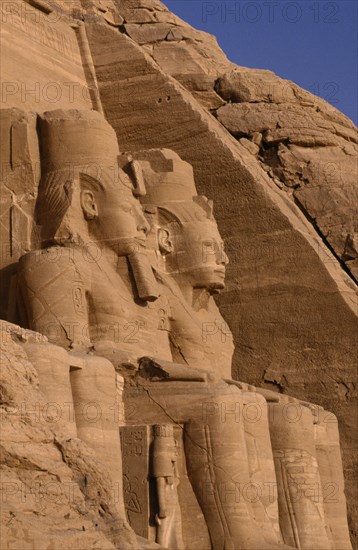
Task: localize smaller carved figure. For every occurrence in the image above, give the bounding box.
[152,425,184,549]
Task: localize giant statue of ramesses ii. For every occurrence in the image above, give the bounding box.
[16,110,352,550]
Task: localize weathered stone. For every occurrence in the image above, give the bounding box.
[215,68,299,104]
[0,1,92,111]
[0,0,357,548]
[191,90,226,111]
[0,321,137,550]
[215,98,358,273]
[122,8,158,23]
[239,137,260,156]
[216,102,341,146]
[125,23,172,44]
[83,22,356,547]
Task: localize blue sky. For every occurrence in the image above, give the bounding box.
[164,0,358,124]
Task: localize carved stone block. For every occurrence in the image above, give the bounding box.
[120,425,153,540]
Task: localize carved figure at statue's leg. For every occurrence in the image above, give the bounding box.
[152,424,185,549]
[125,380,294,550]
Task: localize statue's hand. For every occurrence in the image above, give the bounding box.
[92,340,138,372]
[138,356,209,382]
[224,379,257,392]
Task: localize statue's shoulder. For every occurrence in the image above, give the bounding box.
[153,271,185,318]
[18,246,91,285]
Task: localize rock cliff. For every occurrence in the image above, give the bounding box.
[0,322,137,549]
[1,0,357,547]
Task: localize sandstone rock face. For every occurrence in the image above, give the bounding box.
[0,1,357,549]
[111,1,358,280]
[0,109,40,320]
[0,322,136,550]
[11,106,351,549]
[214,71,358,279]
[0,1,91,111]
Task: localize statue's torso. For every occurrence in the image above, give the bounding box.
[156,274,234,379]
[18,246,172,361]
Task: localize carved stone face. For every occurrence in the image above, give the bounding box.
[161,218,229,290]
[82,184,150,255]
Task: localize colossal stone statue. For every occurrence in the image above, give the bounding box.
[16,109,153,523]
[130,149,342,548]
[132,147,351,550]
[15,110,351,550]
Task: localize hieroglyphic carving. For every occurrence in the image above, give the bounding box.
[120,426,152,539]
[1,2,91,110]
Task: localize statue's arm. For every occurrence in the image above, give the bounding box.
[137,356,214,382]
[17,249,92,350]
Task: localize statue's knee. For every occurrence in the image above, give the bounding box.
[24,342,70,381]
[25,341,69,364]
[83,354,115,376]
[319,409,338,425]
[200,388,243,426]
[255,392,267,406]
[70,354,116,404]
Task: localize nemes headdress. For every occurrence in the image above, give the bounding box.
[36,109,145,244]
[36,110,160,302]
[132,148,214,222]
[39,109,120,173]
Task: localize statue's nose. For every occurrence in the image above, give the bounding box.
[217,249,229,266]
[137,212,150,236]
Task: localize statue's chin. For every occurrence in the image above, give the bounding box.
[209,282,225,294]
[103,237,146,256]
[195,281,225,293]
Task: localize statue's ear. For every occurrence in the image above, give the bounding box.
[158,227,173,254]
[80,189,98,220]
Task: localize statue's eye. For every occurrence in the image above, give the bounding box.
[121,202,133,214]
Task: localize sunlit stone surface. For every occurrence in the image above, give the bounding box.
[0,1,356,549]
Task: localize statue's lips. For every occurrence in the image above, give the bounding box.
[127,236,148,254]
[133,237,147,247]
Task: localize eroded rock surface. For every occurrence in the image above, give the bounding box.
[108,0,358,279]
[214,71,358,278]
[0,321,137,549]
[1,1,357,548]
